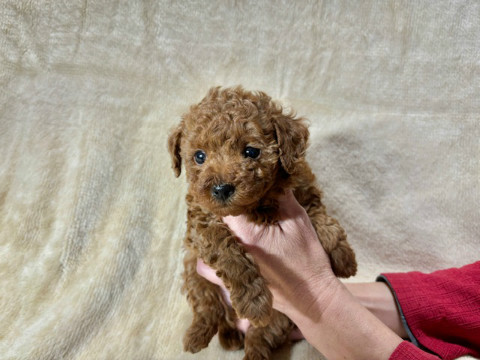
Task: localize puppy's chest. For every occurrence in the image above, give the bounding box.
[184,204,279,252]
[184,182,319,250]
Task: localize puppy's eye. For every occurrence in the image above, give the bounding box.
[194,150,206,165]
[244,147,260,159]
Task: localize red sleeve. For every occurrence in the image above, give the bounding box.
[390,341,440,360]
[380,261,480,360]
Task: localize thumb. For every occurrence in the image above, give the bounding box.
[277,190,305,219]
[222,214,247,232]
[222,214,255,244]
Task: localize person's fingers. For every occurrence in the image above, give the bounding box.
[196,258,225,287]
[222,214,249,237]
[289,327,304,341]
[224,190,302,232]
[277,189,306,219]
[276,188,296,206]
[236,318,250,334]
[224,190,303,230]
[222,214,264,245]
[222,214,240,230]
[277,190,311,234]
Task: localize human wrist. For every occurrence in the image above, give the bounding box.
[345,282,407,338]
[282,271,344,328]
[288,280,403,360]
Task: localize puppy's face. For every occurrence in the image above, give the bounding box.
[182,114,279,216]
[168,87,308,216]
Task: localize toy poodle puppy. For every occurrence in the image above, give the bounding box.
[168,86,357,359]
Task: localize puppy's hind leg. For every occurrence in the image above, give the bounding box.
[243,311,293,360]
[182,252,225,353]
[217,304,245,351]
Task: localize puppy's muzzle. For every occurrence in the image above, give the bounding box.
[211,184,235,202]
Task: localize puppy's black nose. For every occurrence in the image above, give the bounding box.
[211,184,235,202]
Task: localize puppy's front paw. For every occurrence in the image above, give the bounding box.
[218,324,245,350]
[231,281,273,328]
[243,349,270,360]
[330,242,357,278]
[183,319,217,353]
[235,295,273,328]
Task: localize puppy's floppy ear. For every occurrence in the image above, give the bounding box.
[272,113,309,174]
[167,121,184,177]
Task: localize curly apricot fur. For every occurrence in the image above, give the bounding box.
[168,86,357,359]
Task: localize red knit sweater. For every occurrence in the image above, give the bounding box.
[380,261,480,360]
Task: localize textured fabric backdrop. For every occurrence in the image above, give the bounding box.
[0,1,478,359]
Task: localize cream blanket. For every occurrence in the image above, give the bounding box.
[0,1,478,359]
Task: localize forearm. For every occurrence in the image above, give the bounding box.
[285,278,403,360]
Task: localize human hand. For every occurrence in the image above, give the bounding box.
[197,190,339,322]
[224,190,338,316]
[197,191,405,359]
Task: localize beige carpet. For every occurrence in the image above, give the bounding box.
[0,1,478,359]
